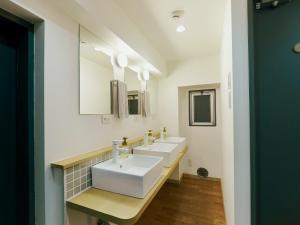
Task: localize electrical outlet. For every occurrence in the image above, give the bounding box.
[188,159,192,167]
[101,114,113,124]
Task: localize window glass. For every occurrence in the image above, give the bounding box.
[128,95,139,115]
[189,89,216,126]
[194,95,211,122]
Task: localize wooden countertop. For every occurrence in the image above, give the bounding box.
[51,131,160,170]
[67,146,188,225]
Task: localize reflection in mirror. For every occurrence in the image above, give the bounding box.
[124,68,141,115]
[128,91,139,115]
[79,26,113,114]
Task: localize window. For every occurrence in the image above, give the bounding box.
[189,89,216,126]
[128,93,139,115]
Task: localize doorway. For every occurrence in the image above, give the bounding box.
[0,9,34,225]
[249,1,300,225]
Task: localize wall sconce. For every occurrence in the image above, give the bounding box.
[116,53,128,68]
[111,53,128,68]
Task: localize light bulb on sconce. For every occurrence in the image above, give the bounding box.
[110,55,116,67]
[142,70,150,81]
[137,72,143,81]
[116,53,128,68]
[110,53,128,68]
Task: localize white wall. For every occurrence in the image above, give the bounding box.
[5,1,160,225]
[80,57,113,114]
[158,56,222,178]
[178,85,222,178]
[147,77,158,115]
[220,1,251,225]
[220,0,235,224]
[231,0,251,225]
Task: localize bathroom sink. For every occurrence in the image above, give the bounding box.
[155,137,186,152]
[133,142,179,167]
[92,155,163,198]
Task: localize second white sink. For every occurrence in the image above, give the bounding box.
[155,137,186,152]
[133,142,178,167]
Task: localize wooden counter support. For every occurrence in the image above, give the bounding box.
[67,146,188,225]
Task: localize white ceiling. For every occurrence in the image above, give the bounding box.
[114,0,227,61]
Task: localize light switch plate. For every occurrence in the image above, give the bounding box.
[228,91,232,109]
[101,114,113,124]
[228,72,232,90]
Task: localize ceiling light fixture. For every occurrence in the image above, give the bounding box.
[171,10,186,33]
[176,25,186,33]
[171,10,185,19]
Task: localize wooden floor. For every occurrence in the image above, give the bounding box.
[136,174,226,225]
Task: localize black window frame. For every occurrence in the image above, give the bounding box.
[189,89,216,126]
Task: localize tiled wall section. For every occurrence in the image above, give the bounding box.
[64,140,144,200]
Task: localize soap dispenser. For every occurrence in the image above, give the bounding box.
[148,130,154,145]
[162,127,167,140]
[120,137,129,158]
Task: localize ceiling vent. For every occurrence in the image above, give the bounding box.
[171,10,184,20]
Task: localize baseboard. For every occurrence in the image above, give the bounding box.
[183,173,221,182]
[167,179,181,184]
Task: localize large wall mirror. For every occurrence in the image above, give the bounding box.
[79,25,159,117]
[79,26,113,115]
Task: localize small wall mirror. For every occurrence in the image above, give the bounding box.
[79,26,113,115]
[124,68,140,115]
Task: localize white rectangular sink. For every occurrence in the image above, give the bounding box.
[92,155,163,198]
[155,137,186,152]
[133,142,179,167]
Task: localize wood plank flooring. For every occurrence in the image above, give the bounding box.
[135,174,226,225]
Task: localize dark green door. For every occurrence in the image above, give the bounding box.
[250,1,300,225]
[0,11,34,225]
[0,20,17,225]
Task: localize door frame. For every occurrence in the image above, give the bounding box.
[248,0,258,224]
[0,8,35,225]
